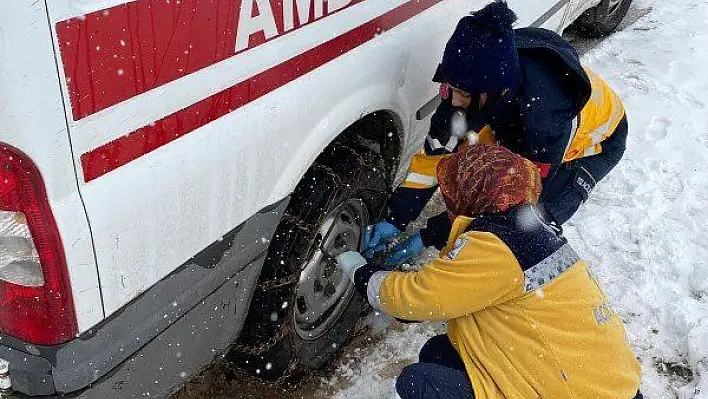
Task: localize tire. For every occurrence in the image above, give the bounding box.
[574,0,633,38]
[230,136,389,381]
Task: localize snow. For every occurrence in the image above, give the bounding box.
[322,0,708,397]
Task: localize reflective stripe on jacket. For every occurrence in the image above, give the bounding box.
[403,66,623,188]
[402,126,496,188]
[371,206,642,399]
[564,68,626,162]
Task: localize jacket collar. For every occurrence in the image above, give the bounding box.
[442,205,548,255]
[441,215,475,256]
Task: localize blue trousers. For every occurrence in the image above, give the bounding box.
[396,335,474,399]
[396,335,645,399]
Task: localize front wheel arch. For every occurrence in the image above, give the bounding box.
[230,114,402,380]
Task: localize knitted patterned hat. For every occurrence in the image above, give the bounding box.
[437,144,542,219]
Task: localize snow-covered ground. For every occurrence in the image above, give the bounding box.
[322,0,708,397]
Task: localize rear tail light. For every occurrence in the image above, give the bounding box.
[0,211,44,287]
[0,144,77,345]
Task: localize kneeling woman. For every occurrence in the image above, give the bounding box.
[336,144,642,399]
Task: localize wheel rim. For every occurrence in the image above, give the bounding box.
[293,199,368,340]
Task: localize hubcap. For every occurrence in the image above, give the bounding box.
[293,199,368,340]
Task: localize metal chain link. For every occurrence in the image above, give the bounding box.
[235,138,392,375]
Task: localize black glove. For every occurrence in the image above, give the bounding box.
[419,212,453,250]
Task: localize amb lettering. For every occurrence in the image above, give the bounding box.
[236,0,359,52]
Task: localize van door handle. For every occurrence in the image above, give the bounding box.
[415,94,442,120]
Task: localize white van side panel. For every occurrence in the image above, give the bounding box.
[0,1,103,332]
[44,0,573,318]
[42,0,462,316]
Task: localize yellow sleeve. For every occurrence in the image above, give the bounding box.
[566,68,626,162]
[401,151,450,189]
[377,232,524,321]
[401,127,496,189]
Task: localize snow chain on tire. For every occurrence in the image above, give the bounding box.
[230,135,390,381]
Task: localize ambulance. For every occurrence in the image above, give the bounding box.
[0,0,631,396]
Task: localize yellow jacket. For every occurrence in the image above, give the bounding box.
[370,206,641,398]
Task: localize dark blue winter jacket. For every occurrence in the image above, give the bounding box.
[388,27,628,241]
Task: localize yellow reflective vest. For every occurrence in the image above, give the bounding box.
[402,68,624,189]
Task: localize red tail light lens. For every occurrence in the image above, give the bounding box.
[0,144,77,345]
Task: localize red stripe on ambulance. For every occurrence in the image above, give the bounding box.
[76,0,443,182]
[56,0,366,121]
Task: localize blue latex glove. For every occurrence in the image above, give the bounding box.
[335,251,368,281]
[362,221,401,259]
[386,232,425,266]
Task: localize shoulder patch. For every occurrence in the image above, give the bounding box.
[446,237,469,260]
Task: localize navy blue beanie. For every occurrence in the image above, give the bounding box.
[433,1,520,94]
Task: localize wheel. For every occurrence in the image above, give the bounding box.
[573,0,633,38]
[231,136,389,380]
